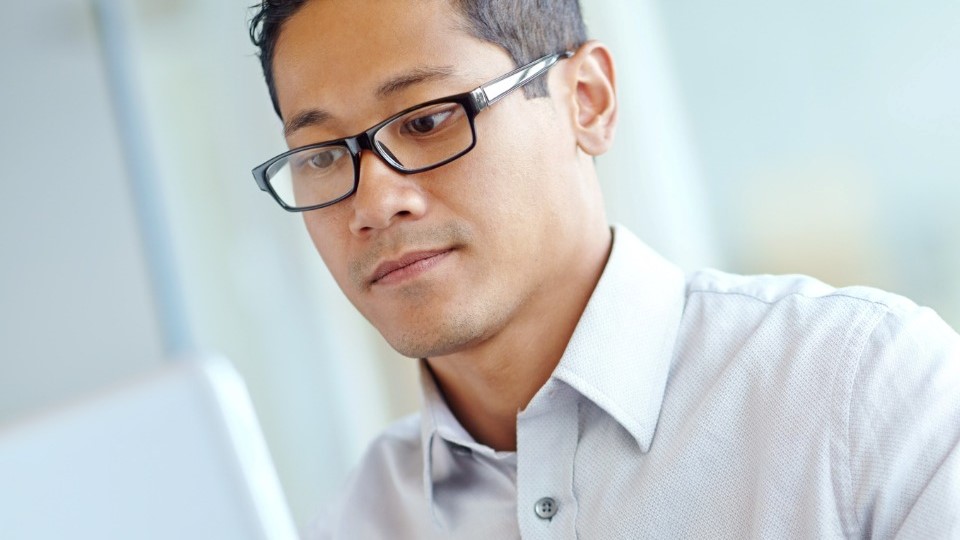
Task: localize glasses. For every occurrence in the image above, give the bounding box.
[252,51,573,212]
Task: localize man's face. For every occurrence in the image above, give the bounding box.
[272,0,594,358]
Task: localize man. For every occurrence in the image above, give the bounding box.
[248,0,960,537]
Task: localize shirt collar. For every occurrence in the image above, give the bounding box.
[419,360,517,527]
[419,363,442,523]
[550,224,686,451]
[418,359,469,518]
[417,224,687,513]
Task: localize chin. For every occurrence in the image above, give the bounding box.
[379,312,490,359]
[382,327,473,359]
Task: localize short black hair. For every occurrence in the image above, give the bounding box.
[248,0,588,118]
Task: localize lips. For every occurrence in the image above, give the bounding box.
[370,249,452,285]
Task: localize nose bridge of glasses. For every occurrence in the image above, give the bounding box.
[349,135,428,225]
[351,128,408,173]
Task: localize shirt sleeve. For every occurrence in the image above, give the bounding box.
[847,302,960,538]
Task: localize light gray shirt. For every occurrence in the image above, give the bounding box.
[310,225,960,539]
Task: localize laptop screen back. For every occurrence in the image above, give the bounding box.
[0,356,299,540]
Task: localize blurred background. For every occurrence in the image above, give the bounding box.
[2,0,958,526]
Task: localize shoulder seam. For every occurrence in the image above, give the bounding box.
[688,288,902,311]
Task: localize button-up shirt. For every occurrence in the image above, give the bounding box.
[310,225,960,538]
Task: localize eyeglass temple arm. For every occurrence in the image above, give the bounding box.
[474,51,574,110]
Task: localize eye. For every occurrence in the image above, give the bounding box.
[401,106,458,136]
[303,147,347,171]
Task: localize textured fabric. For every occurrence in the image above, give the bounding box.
[309,225,960,539]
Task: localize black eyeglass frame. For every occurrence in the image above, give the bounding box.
[252,50,574,212]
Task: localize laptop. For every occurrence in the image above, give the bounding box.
[0,355,299,540]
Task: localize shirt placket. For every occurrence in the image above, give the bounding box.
[516,379,580,539]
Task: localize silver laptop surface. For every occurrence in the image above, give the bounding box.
[0,356,299,540]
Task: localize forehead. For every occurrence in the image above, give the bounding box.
[271,0,511,122]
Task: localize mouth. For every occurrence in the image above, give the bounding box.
[369,249,454,286]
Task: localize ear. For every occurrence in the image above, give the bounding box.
[562,41,618,156]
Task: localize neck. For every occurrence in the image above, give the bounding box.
[426,222,612,451]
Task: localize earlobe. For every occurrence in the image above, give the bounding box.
[567,41,618,156]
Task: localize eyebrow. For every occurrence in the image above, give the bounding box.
[374,65,456,99]
[283,109,333,137]
[282,65,458,138]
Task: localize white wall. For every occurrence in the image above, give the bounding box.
[655,0,960,325]
[0,1,164,424]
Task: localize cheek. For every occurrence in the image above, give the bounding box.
[473,149,566,230]
[303,213,353,283]
[470,107,572,205]
[454,132,546,216]
[464,128,578,274]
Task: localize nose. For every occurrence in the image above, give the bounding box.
[347,150,427,236]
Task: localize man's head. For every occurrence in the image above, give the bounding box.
[250,0,589,117]
[249,0,618,360]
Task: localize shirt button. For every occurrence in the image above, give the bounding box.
[534,497,558,520]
